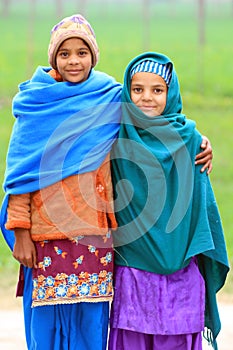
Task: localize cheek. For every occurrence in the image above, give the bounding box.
[130,93,139,105]
[84,55,92,67]
[161,95,167,107]
[56,59,63,71]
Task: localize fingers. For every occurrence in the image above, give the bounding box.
[201,135,211,149]
[12,250,37,269]
[200,138,208,150]
[195,153,212,163]
[195,136,213,175]
[12,253,31,268]
[13,231,38,268]
[195,147,213,161]
[195,157,213,174]
[200,161,212,175]
[195,152,213,174]
[33,252,38,269]
[198,136,213,163]
[206,162,213,175]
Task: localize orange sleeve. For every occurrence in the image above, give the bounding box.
[5,193,31,230]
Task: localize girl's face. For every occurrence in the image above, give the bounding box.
[130,72,167,117]
[56,38,92,83]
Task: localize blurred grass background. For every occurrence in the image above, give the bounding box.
[0,0,232,298]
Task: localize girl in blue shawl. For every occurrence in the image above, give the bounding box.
[1,14,123,350]
[109,52,229,350]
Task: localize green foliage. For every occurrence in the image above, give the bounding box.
[0,0,232,292]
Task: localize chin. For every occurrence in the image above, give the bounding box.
[143,111,158,117]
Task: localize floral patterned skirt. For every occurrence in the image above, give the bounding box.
[31,233,113,307]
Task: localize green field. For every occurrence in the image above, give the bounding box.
[0,0,233,294]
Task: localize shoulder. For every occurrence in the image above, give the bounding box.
[90,69,122,87]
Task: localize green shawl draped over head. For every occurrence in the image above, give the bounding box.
[111,52,229,349]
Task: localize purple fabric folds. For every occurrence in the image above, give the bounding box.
[108,329,203,350]
[110,258,205,335]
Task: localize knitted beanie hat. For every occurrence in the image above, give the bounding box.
[48,14,99,69]
[130,60,172,86]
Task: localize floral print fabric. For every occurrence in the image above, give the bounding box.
[32,233,113,307]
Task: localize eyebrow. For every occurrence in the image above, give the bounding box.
[58,46,90,52]
[131,83,166,88]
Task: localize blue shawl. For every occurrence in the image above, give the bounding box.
[111,52,229,348]
[1,66,122,250]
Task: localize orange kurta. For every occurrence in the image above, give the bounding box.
[6,154,117,241]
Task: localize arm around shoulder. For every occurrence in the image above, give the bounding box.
[195,135,213,174]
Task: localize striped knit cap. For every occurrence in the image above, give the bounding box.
[48,14,99,69]
[130,60,172,86]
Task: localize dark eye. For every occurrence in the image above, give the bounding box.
[133,88,142,93]
[79,50,89,56]
[60,52,68,58]
[154,88,164,94]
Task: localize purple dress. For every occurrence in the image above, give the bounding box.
[109,258,205,350]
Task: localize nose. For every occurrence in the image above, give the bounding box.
[68,54,79,65]
[142,90,152,101]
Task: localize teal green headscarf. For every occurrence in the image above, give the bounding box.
[111,52,229,349]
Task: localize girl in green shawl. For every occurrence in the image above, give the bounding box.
[109,52,229,350]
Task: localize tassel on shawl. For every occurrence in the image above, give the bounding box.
[203,327,218,350]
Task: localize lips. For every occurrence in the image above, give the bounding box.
[66,68,83,73]
[141,106,155,110]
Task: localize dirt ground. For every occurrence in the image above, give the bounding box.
[0,286,232,350]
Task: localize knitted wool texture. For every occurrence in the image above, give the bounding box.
[48,14,99,69]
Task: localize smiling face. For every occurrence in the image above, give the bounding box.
[56,37,92,83]
[130,72,167,117]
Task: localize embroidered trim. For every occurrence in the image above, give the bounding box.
[32,295,112,307]
[32,270,113,305]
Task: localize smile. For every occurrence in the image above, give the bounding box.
[67,70,82,74]
[141,106,155,110]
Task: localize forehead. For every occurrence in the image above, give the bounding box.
[59,37,89,49]
[131,72,167,86]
